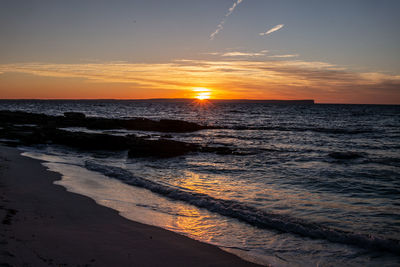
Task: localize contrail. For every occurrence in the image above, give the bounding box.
[226,0,243,17]
[259,24,284,36]
[210,0,243,40]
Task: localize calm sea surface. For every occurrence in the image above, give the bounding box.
[1,100,399,266]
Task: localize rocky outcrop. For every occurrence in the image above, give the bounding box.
[0,110,210,132]
[0,111,235,158]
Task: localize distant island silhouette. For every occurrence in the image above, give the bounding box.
[141,99,315,104]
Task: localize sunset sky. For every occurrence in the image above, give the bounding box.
[1,0,399,103]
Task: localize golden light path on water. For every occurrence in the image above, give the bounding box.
[20,150,275,265]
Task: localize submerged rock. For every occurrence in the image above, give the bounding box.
[199,146,234,155]
[64,112,86,120]
[328,151,363,160]
[128,138,198,158]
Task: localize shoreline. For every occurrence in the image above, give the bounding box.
[0,145,259,266]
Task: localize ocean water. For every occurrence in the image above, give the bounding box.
[1,100,399,266]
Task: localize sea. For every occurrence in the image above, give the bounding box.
[1,100,399,266]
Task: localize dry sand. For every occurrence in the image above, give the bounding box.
[0,145,259,266]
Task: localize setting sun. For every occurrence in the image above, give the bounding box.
[195,93,210,100]
[192,87,211,100]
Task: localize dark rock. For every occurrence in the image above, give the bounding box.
[0,110,237,158]
[200,146,234,155]
[328,152,363,160]
[128,138,198,158]
[64,112,86,120]
[158,119,205,132]
[50,129,128,150]
[0,110,209,132]
[0,110,56,126]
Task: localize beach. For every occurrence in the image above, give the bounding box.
[0,145,258,266]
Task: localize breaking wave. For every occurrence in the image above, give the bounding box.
[231,125,374,134]
[85,161,400,254]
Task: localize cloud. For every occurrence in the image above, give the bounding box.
[206,50,268,57]
[210,0,244,40]
[222,51,266,57]
[259,24,284,36]
[1,59,399,103]
[269,54,299,58]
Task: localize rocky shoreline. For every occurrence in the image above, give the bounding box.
[0,110,232,158]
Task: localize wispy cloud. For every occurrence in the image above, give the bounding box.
[269,54,299,58]
[259,24,284,36]
[206,50,268,57]
[1,59,399,103]
[222,51,266,57]
[210,0,244,40]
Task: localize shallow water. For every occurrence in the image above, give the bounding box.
[2,100,399,266]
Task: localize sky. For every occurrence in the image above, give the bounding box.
[0,0,399,104]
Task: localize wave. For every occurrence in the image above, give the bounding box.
[367,157,400,168]
[85,161,400,254]
[231,125,375,135]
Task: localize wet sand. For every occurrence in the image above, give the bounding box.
[0,145,259,266]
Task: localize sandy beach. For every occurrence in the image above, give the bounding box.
[0,145,258,266]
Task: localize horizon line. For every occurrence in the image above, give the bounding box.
[0,98,399,105]
[0,98,315,101]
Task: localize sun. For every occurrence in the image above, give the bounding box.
[195,93,211,100]
[192,87,211,100]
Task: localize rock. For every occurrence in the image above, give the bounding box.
[128,138,198,158]
[64,112,86,120]
[0,110,210,133]
[0,110,238,158]
[328,152,363,160]
[200,146,234,155]
[49,129,128,150]
[158,119,205,132]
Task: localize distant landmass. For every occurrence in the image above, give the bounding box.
[208,99,315,104]
[95,98,315,104]
[134,99,315,104]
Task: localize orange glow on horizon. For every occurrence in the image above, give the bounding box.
[0,61,399,104]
